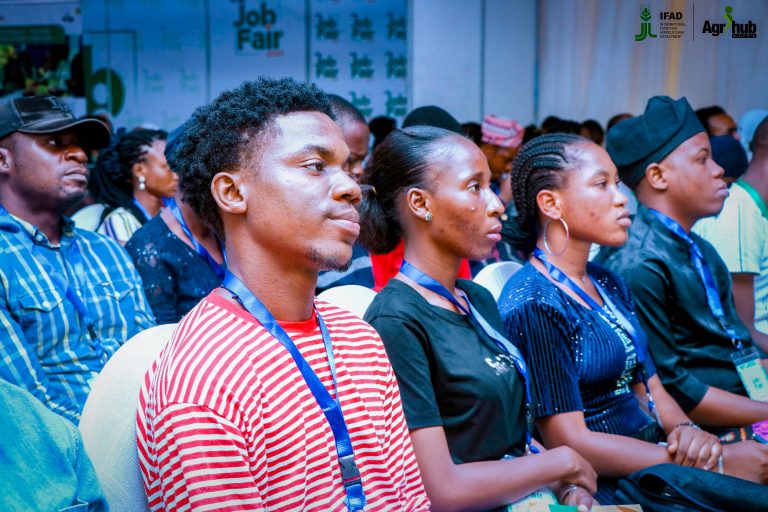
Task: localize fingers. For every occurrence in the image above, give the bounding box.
[667,428,679,454]
[704,440,723,470]
[576,490,594,512]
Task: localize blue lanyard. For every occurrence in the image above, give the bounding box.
[167,198,225,281]
[0,206,101,349]
[132,198,154,222]
[648,209,744,349]
[221,271,365,511]
[533,248,657,421]
[399,260,539,455]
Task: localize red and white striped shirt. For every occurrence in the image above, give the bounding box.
[137,291,429,511]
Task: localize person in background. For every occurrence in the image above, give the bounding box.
[316,94,375,294]
[696,105,739,140]
[89,128,178,245]
[598,96,768,438]
[579,119,604,146]
[0,379,107,511]
[606,113,632,132]
[369,115,397,149]
[695,117,768,352]
[739,109,768,160]
[497,133,768,504]
[709,134,749,186]
[0,96,154,423]
[125,122,225,324]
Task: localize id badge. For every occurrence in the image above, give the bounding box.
[505,486,558,511]
[731,346,768,402]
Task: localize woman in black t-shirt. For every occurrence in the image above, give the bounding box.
[359,126,598,511]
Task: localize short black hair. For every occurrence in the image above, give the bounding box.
[502,133,589,254]
[695,105,726,135]
[328,94,366,127]
[170,77,333,237]
[580,119,604,145]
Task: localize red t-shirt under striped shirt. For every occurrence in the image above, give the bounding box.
[137,291,429,511]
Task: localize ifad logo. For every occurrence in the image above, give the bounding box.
[703,5,757,38]
[635,6,657,41]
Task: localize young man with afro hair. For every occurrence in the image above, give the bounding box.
[137,77,429,511]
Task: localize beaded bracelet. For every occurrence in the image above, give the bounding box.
[674,421,702,431]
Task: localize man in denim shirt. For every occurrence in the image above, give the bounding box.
[0,96,155,424]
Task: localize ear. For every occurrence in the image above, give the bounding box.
[211,171,247,215]
[535,188,563,220]
[0,147,12,176]
[405,187,432,222]
[131,161,145,181]
[644,162,668,191]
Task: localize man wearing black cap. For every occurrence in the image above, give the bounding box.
[0,96,154,424]
[598,96,768,444]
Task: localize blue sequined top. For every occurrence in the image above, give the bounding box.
[498,262,657,437]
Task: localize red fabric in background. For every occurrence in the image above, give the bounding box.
[370,240,472,291]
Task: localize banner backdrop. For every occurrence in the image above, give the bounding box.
[310,0,408,123]
[208,0,307,98]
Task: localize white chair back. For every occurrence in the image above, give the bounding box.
[473,261,523,301]
[78,323,177,512]
[71,203,106,231]
[317,284,377,319]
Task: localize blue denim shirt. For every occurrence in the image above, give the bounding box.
[0,209,155,423]
[0,379,108,511]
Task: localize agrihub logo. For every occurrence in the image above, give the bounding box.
[702,5,757,38]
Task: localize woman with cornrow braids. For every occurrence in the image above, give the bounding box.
[497,133,768,506]
[361,126,598,511]
[89,128,178,245]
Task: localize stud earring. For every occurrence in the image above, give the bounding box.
[138,176,146,191]
[425,212,433,222]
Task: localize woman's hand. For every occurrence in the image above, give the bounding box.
[559,484,598,512]
[549,445,599,494]
[666,423,722,469]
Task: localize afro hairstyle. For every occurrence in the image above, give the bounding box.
[169,77,334,238]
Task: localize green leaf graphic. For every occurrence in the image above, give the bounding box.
[641,7,652,22]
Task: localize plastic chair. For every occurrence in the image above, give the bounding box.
[71,203,106,231]
[317,284,377,319]
[78,323,177,512]
[473,261,523,301]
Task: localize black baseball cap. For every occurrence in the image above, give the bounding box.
[0,96,111,148]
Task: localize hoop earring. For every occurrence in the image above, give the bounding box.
[425,212,433,222]
[138,176,146,191]
[542,217,569,257]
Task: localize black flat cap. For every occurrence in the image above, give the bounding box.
[0,96,110,148]
[606,96,704,189]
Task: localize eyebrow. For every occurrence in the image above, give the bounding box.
[294,143,337,158]
[589,169,612,178]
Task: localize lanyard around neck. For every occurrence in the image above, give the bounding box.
[0,205,99,345]
[221,271,365,511]
[132,197,154,222]
[167,198,225,280]
[399,260,539,455]
[648,209,743,349]
[532,248,657,421]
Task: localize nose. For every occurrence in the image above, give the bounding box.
[485,187,505,217]
[331,167,362,206]
[711,159,725,180]
[65,143,88,164]
[614,184,628,207]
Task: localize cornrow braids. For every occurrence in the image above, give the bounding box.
[90,128,167,223]
[502,132,589,254]
[358,126,458,254]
